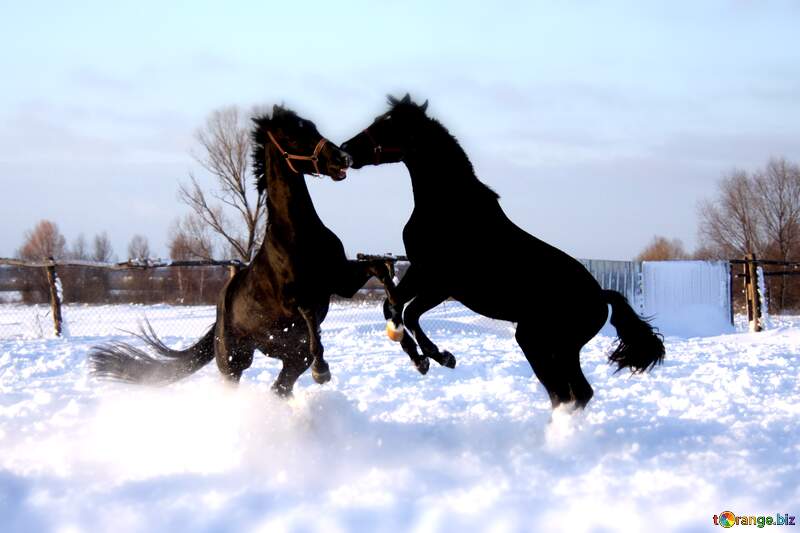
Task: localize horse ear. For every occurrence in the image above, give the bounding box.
[272,104,282,115]
[420,100,429,112]
[401,93,411,104]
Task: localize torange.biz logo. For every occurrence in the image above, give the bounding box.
[713,511,796,528]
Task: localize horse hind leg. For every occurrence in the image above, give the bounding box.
[271,351,312,398]
[214,319,254,384]
[563,300,607,408]
[563,348,593,409]
[515,323,572,408]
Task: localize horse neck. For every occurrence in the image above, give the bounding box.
[403,126,483,206]
[264,150,323,233]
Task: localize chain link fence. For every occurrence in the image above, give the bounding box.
[0,260,514,342]
[4,256,742,342]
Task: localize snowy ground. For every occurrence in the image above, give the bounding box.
[0,303,798,532]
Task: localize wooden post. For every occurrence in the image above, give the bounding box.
[228,263,240,280]
[44,259,63,337]
[744,253,763,332]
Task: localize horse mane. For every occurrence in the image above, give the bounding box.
[387,96,500,200]
[251,106,298,195]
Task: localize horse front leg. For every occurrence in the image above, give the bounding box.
[380,263,418,339]
[331,260,429,375]
[298,307,330,384]
[403,290,456,369]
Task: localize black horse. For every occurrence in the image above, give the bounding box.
[90,106,400,396]
[341,95,664,408]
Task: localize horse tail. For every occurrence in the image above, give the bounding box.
[603,290,665,373]
[89,320,216,385]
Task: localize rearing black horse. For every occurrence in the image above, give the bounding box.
[341,95,664,409]
[90,106,400,396]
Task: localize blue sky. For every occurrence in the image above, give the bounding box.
[2,1,799,260]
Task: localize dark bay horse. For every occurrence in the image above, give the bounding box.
[90,106,399,396]
[341,95,664,409]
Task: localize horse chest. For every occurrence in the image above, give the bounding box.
[404,214,467,261]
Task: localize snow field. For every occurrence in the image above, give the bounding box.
[0,302,798,532]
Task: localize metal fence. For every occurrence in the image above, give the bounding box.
[0,256,743,342]
[0,258,516,341]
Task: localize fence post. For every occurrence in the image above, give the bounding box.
[44,258,63,337]
[744,253,763,332]
[228,262,240,280]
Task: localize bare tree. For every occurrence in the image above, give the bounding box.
[92,232,115,263]
[697,157,800,311]
[752,158,800,308]
[178,106,266,261]
[127,234,151,262]
[752,158,800,262]
[168,214,215,260]
[698,170,763,257]
[69,233,89,260]
[16,220,67,303]
[17,220,67,260]
[635,236,688,261]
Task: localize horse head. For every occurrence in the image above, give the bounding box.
[341,94,428,169]
[252,105,352,193]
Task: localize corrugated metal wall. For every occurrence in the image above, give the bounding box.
[579,259,643,312]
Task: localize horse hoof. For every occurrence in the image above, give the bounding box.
[441,351,456,369]
[386,320,404,342]
[312,369,331,384]
[414,357,430,375]
[271,383,294,398]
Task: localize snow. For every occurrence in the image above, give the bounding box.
[1,302,799,532]
[758,266,769,327]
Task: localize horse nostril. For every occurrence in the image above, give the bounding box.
[343,153,353,167]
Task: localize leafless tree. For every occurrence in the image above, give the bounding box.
[635,236,688,261]
[127,234,151,262]
[69,233,89,260]
[698,170,763,257]
[92,232,115,263]
[17,220,66,260]
[697,157,800,311]
[752,158,800,262]
[16,220,67,303]
[168,214,215,261]
[752,158,800,308]
[166,215,217,303]
[178,106,266,261]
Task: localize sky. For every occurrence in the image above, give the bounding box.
[1,0,799,261]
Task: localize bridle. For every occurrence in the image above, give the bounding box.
[266,131,328,175]
[362,125,403,165]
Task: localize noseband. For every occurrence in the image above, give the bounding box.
[267,131,328,175]
[363,126,403,165]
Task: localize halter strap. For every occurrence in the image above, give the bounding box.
[266,131,328,175]
[363,126,403,165]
